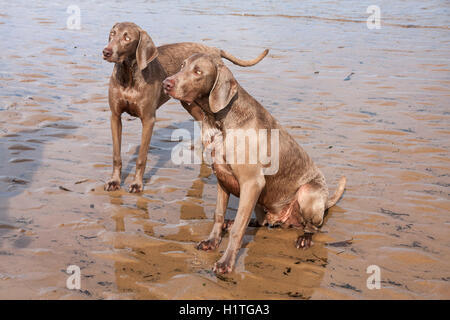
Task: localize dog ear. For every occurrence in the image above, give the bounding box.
[209,64,237,113]
[136,29,158,71]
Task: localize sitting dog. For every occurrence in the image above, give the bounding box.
[102,22,268,193]
[163,54,346,274]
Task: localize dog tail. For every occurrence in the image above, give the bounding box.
[220,48,269,67]
[326,176,346,210]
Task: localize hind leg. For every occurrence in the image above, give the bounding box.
[296,233,313,249]
[295,183,327,249]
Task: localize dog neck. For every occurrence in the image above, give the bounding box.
[199,87,255,132]
[194,91,243,130]
[114,57,140,87]
[194,96,216,116]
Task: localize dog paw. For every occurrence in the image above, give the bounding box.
[222,219,234,232]
[104,179,120,191]
[196,238,221,251]
[128,182,143,193]
[213,261,233,274]
[248,218,263,227]
[295,233,313,249]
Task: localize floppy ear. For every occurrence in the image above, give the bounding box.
[136,29,158,71]
[208,64,238,113]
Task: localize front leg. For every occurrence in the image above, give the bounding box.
[129,116,155,193]
[197,182,230,251]
[105,113,122,191]
[213,171,265,274]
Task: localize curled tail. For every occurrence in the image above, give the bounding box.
[326,176,346,209]
[220,48,269,67]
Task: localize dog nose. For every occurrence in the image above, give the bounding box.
[163,78,175,91]
[103,47,112,58]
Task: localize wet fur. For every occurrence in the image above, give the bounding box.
[103,22,268,193]
[164,54,346,274]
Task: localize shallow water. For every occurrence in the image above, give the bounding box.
[0,1,449,299]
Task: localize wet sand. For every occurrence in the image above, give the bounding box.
[0,1,449,299]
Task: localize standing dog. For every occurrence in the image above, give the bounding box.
[163,54,346,274]
[102,22,268,192]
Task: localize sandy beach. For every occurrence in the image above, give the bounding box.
[0,1,449,299]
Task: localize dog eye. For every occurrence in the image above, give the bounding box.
[195,70,202,75]
[110,31,115,36]
[124,36,131,41]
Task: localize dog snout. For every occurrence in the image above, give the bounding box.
[102,47,113,58]
[163,78,175,93]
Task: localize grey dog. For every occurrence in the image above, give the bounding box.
[102,22,268,193]
[163,54,346,274]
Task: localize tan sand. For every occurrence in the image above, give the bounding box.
[0,1,449,299]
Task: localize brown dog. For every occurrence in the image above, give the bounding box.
[102,22,268,192]
[163,54,346,274]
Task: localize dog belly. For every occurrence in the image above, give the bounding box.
[212,163,305,229]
